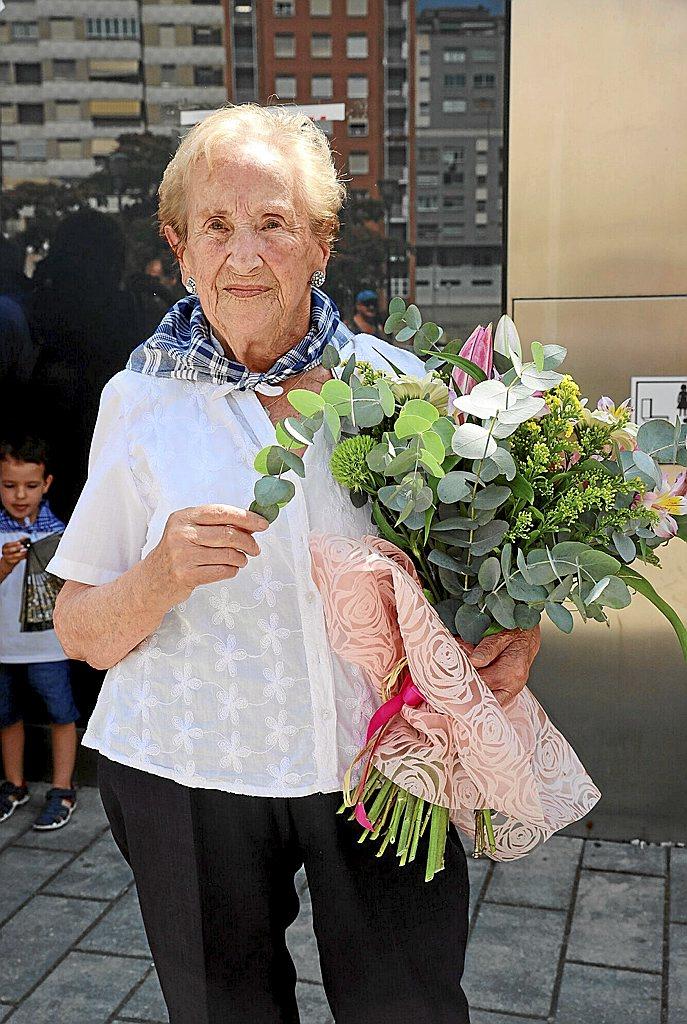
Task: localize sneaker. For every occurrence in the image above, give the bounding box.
[0,781,30,823]
[33,787,77,831]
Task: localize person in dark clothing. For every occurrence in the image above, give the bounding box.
[29,210,147,520]
[0,239,38,435]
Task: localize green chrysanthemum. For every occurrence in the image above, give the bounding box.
[330,434,377,493]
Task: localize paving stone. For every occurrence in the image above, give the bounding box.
[567,870,664,971]
[462,903,566,1017]
[670,847,687,923]
[296,981,333,1024]
[78,886,151,958]
[0,846,72,924]
[0,800,33,851]
[13,787,109,853]
[118,968,168,1022]
[286,883,323,984]
[7,950,149,1024]
[43,830,133,900]
[0,895,104,1001]
[470,1013,544,1024]
[583,840,667,876]
[556,962,662,1024]
[486,836,582,910]
[669,923,687,1024]
[0,1006,10,1022]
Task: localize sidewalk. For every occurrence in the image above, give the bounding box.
[0,786,684,1023]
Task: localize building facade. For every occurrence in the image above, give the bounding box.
[413,4,505,332]
[0,0,227,186]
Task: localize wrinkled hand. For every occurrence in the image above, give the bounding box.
[461,626,541,707]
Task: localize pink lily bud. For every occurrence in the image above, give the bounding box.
[451,324,494,399]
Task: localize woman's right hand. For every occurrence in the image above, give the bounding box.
[146,504,269,606]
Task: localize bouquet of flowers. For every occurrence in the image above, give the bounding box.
[251,302,687,879]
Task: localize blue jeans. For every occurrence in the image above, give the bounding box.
[0,661,79,729]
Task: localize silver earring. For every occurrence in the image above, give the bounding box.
[310,270,326,288]
[185,276,197,294]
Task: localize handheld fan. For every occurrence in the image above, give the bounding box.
[19,531,65,632]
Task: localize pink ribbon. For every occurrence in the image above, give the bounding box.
[354,668,425,829]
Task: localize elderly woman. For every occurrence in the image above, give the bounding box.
[48,105,539,1024]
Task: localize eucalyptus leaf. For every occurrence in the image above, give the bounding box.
[432,516,475,532]
[396,326,417,344]
[377,378,396,417]
[489,446,517,480]
[501,542,512,579]
[455,605,491,645]
[471,519,509,556]
[341,353,357,384]
[478,557,501,591]
[420,450,445,478]
[476,458,502,482]
[265,446,305,478]
[545,601,574,633]
[388,296,406,315]
[428,549,468,573]
[452,423,498,460]
[531,341,545,371]
[405,304,422,329]
[474,484,511,510]
[321,343,340,370]
[282,417,314,447]
[514,604,542,629]
[255,476,295,506]
[436,599,462,632]
[632,450,663,489]
[437,472,472,503]
[287,389,325,418]
[511,473,535,504]
[612,532,637,562]
[505,572,548,602]
[248,500,280,524]
[396,414,433,439]
[497,396,547,424]
[525,549,560,585]
[463,585,484,605]
[541,344,567,370]
[548,575,575,602]
[384,448,419,477]
[485,591,517,629]
[637,419,676,462]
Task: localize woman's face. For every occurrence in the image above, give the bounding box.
[165,141,330,368]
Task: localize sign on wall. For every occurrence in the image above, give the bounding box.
[631,376,687,427]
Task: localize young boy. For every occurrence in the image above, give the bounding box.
[0,435,79,829]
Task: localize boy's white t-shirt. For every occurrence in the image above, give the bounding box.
[0,523,68,664]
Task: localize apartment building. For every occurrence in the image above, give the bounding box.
[0,0,227,186]
[414,3,505,328]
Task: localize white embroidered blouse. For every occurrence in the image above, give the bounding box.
[47,334,423,797]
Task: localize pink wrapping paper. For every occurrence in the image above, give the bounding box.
[309,534,601,861]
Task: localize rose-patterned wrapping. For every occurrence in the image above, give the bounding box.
[309,533,601,861]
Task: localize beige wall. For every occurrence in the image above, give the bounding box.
[508,0,687,841]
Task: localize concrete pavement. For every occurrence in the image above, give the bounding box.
[0,786,684,1023]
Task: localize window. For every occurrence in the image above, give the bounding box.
[18,103,44,125]
[472,279,493,286]
[50,18,75,41]
[473,73,496,89]
[443,196,464,209]
[57,139,82,159]
[476,138,489,153]
[160,65,176,84]
[86,18,139,40]
[90,100,142,124]
[0,105,15,126]
[311,34,332,58]
[91,138,119,158]
[444,74,465,88]
[274,0,294,13]
[194,66,223,86]
[274,34,295,58]
[443,99,466,114]
[346,34,368,59]
[473,48,497,61]
[159,25,176,47]
[310,0,332,14]
[11,22,38,41]
[417,224,438,240]
[275,75,297,98]
[53,59,77,80]
[347,75,368,99]
[475,98,495,113]
[1,141,17,162]
[476,200,487,212]
[347,0,368,13]
[349,152,369,175]
[193,26,222,46]
[347,118,368,137]
[89,60,140,83]
[311,75,332,99]
[442,148,464,163]
[419,147,438,163]
[419,51,430,66]
[15,63,42,85]
[417,173,439,187]
[418,102,430,118]
[443,49,465,63]
[444,169,463,185]
[418,195,439,211]
[19,139,47,161]
[0,64,10,84]
[55,101,80,121]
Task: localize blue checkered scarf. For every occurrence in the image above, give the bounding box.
[0,497,64,536]
[126,287,353,393]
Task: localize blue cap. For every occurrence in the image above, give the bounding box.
[356,289,378,303]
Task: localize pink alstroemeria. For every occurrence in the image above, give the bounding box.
[636,470,687,538]
[449,323,493,422]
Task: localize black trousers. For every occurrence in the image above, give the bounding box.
[97,754,471,1024]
